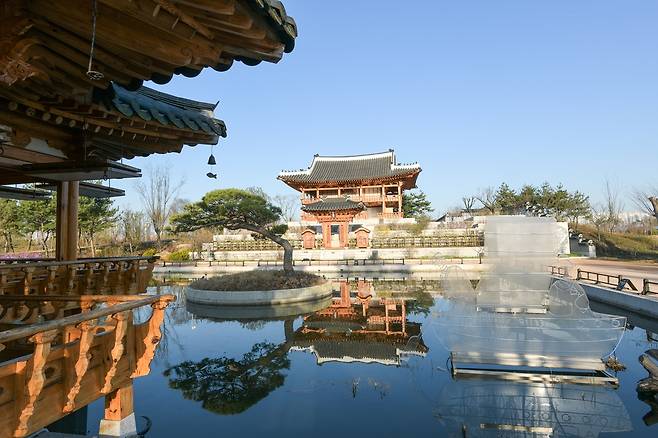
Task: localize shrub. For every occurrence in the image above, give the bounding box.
[142,248,157,257]
[190,271,325,291]
[168,249,190,262]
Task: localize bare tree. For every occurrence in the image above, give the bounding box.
[135,164,185,245]
[589,203,609,241]
[631,185,658,222]
[272,194,299,222]
[122,210,148,254]
[462,196,476,214]
[476,187,497,214]
[603,179,623,232]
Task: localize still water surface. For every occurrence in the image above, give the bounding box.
[81,278,658,437]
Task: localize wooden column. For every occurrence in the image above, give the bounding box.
[398,182,403,217]
[104,384,134,422]
[339,223,349,248]
[381,185,386,215]
[321,223,331,248]
[67,181,79,260]
[56,182,70,261]
[56,181,79,261]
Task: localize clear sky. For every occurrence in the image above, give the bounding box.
[114,0,658,215]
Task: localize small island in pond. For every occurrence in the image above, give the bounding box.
[190,271,326,292]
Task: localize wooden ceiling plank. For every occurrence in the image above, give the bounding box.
[32,23,154,81]
[31,0,213,67]
[29,32,135,85]
[174,0,235,16]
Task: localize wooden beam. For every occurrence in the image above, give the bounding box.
[0,144,64,164]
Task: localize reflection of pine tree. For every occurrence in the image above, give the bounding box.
[164,342,290,415]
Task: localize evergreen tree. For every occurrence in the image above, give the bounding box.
[402,190,433,217]
[79,196,119,257]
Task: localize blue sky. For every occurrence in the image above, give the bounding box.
[114,0,658,214]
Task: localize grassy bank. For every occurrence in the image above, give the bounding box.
[575,225,658,260]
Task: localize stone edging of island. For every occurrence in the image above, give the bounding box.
[185,281,334,306]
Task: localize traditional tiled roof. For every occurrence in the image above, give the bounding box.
[290,336,428,366]
[302,197,366,212]
[278,150,421,187]
[249,0,298,53]
[94,84,227,139]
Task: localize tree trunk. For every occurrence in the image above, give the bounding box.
[89,232,96,257]
[268,233,294,273]
[241,224,294,273]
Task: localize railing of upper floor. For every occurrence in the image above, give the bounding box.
[0,293,174,438]
[0,256,158,297]
[301,194,401,205]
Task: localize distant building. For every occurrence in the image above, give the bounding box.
[278,150,421,248]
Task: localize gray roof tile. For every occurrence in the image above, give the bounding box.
[302,197,365,212]
[279,150,420,186]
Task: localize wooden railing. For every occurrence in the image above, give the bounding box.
[370,234,483,248]
[576,269,638,292]
[643,279,658,295]
[549,265,568,277]
[204,234,484,253]
[0,256,157,297]
[0,294,174,438]
[378,212,403,219]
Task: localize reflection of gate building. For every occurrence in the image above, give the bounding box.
[289,282,428,366]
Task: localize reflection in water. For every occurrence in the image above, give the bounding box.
[289,282,428,366]
[151,275,658,436]
[164,342,290,415]
[435,379,632,437]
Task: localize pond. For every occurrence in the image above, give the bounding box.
[78,277,658,437]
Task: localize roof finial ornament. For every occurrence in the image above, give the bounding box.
[86,0,104,81]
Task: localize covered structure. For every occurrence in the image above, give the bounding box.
[279,150,421,222]
[301,197,365,248]
[0,1,297,436]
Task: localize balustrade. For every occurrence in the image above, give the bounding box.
[0,257,157,298]
[0,294,174,438]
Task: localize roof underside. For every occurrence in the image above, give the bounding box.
[0,0,296,183]
[1,0,297,95]
[279,151,421,189]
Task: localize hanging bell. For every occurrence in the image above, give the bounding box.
[207,154,216,165]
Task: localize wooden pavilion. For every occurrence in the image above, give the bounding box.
[0,1,296,436]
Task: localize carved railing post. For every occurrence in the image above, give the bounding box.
[21,266,34,295]
[0,267,9,295]
[45,265,58,295]
[64,320,95,413]
[127,261,139,293]
[102,311,129,393]
[100,261,112,294]
[65,265,77,295]
[83,262,95,294]
[132,298,172,377]
[14,329,58,437]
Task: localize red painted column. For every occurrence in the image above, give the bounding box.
[322,223,331,248]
